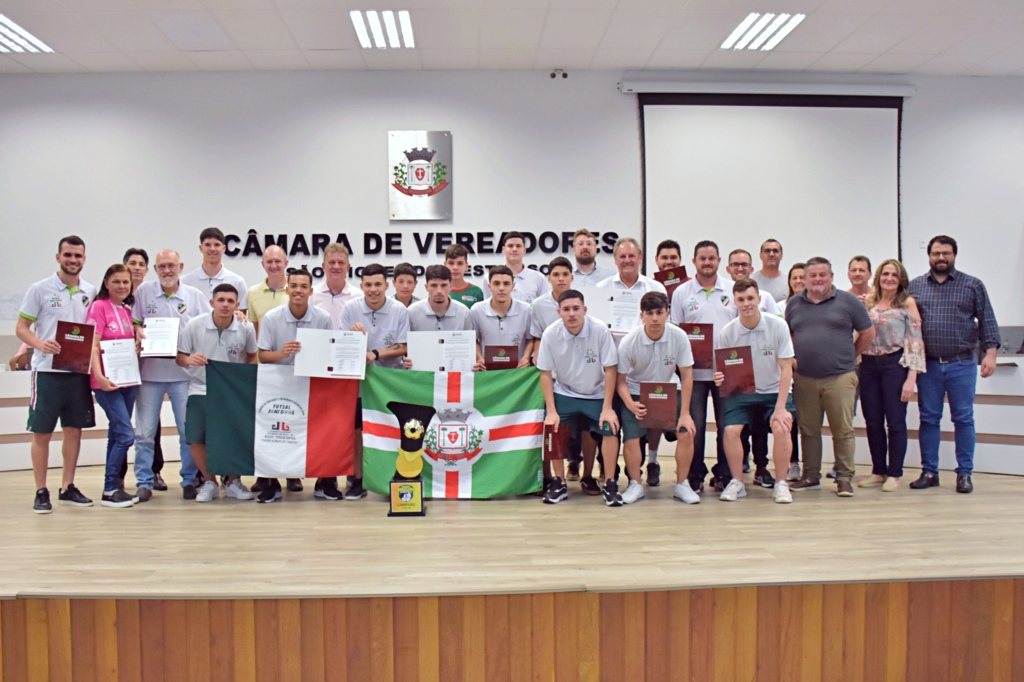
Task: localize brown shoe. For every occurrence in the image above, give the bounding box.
[566,462,581,482]
[789,477,821,491]
[836,480,855,497]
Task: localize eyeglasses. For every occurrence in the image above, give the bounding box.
[729,262,751,268]
[930,251,955,258]
[762,248,781,254]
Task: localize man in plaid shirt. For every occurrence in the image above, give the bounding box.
[908,235,1000,494]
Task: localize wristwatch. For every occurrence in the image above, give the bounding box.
[372,349,380,361]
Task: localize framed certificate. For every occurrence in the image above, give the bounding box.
[294,329,368,379]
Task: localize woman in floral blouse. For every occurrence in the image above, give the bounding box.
[857,259,926,492]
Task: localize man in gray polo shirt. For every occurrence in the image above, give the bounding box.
[785,256,875,496]
[406,265,469,334]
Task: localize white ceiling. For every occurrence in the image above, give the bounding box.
[1,0,1023,76]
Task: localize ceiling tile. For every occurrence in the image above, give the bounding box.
[753,50,823,70]
[67,51,144,70]
[279,8,357,50]
[6,12,116,52]
[947,18,1018,57]
[243,48,309,68]
[910,53,987,75]
[644,48,712,69]
[0,0,69,12]
[770,13,870,52]
[616,0,697,9]
[683,0,756,12]
[151,11,236,50]
[200,0,274,9]
[699,48,764,69]
[533,47,596,69]
[409,9,480,49]
[749,0,825,12]
[589,47,653,69]
[302,48,365,68]
[10,53,89,72]
[961,52,1024,76]
[804,50,876,71]
[540,9,614,50]
[213,9,297,50]
[660,12,751,51]
[133,0,206,9]
[77,12,181,51]
[858,52,931,73]
[60,0,137,11]
[478,9,546,49]
[420,47,478,69]
[477,48,536,68]
[831,13,923,53]
[0,54,33,72]
[889,13,993,55]
[270,0,337,8]
[599,10,677,50]
[186,49,254,69]
[361,48,422,69]
[124,49,200,70]
[548,0,617,8]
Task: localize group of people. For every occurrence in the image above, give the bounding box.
[17,227,1000,513]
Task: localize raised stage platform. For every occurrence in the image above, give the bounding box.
[2,464,1023,681]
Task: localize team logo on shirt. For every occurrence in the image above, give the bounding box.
[383,333,395,347]
[49,295,63,309]
[107,322,119,332]
[584,348,598,364]
[392,147,449,197]
[663,355,676,366]
[761,344,775,357]
[146,302,158,315]
[81,295,90,306]
[177,303,187,315]
[686,299,700,312]
[227,343,242,357]
[511,335,521,346]
[721,296,730,306]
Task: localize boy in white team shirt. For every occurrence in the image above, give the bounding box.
[616,292,698,505]
[177,284,258,503]
[470,266,534,369]
[404,265,471,368]
[536,290,622,507]
[713,278,797,504]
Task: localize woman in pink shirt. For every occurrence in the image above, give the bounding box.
[86,264,139,509]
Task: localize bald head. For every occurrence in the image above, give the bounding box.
[262,245,289,287]
[154,249,184,288]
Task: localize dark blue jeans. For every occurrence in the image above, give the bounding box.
[689,380,724,482]
[858,352,909,478]
[94,386,138,492]
[917,358,977,475]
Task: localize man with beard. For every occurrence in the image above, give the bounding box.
[908,236,1000,494]
[571,229,615,286]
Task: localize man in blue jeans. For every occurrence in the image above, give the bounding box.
[908,235,1000,494]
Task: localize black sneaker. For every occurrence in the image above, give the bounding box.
[344,478,367,500]
[152,473,168,491]
[542,477,568,504]
[250,477,268,493]
[257,479,283,503]
[742,459,751,474]
[712,475,729,493]
[753,468,775,489]
[688,477,705,494]
[58,484,93,507]
[287,478,304,492]
[101,489,136,508]
[182,484,198,500]
[646,461,662,487]
[314,477,343,501]
[579,476,601,496]
[602,479,623,507]
[33,488,52,514]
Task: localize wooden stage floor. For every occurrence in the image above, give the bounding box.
[2,463,1023,600]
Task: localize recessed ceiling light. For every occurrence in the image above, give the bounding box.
[720,12,805,52]
[0,14,54,54]
[350,10,415,50]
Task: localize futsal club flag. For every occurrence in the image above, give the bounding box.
[205,361,357,477]
[362,365,544,499]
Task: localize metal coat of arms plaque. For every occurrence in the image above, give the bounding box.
[389,130,452,221]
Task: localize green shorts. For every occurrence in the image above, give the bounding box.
[722,393,795,428]
[185,394,207,445]
[553,393,616,438]
[27,371,95,433]
[619,392,682,441]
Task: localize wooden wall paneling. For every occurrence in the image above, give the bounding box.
[392,597,418,682]
[553,592,577,682]
[506,594,532,682]
[208,599,233,681]
[529,592,554,682]
[25,598,49,682]
[115,599,142,682]
[1,600,26,682]
[842,582,867,682]
[665,589,691,682]
[438,595,463,682]
[597,592,624,682]
[643,591,668,682]
[778,583,802,682]
[299,598,325,682]
[461,595,485,682]
[484,594,511,682]
[416,596,440,682]
[689,587,714,681]
[231,599,256,682]
[138,599,165,682]
[321,598,346,682]
[184,599,212,682]
[253,598,280,682]
[277,599,303,682]
[799,584,824,682]
[69,599,95,682]
[576,593,599,682]
[345,598,371,682]
[756,584,782,681]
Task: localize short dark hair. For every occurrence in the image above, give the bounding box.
[58,235,85,252]
[287,269,313,285]
[488,265,514,282]
[732,278,759,296]
[640,291,669,312]
[361,263,387,280]
[122,248,149,266]
[927,235,958,255]
[501,231,525,247]
[445,244,469,261]
[393,263,417,280]
[548,256,573,274]
[728,248,752,264]
[848,255,872,271]
[199,227,226,244]
[693,240,719,258]
[212,283,238,299]
[805,256,832,270]
[761,239,782,254]
[424,265,452,283]
[95,264,134,307]
[656,239,681,257]
[558,289,584,306]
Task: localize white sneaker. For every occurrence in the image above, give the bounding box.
[622,480,645,504]
[773,481,793,504]
[720,478,746,502]
[225,479,253,500]
[786,463,800,482]
[673,480,701,505]
[196,479,220,503]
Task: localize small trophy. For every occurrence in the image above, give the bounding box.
[386,401,436,517]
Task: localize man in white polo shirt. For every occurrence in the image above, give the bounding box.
[616,291,697,505]
[177,283,258,503]
[182,227,249,311]
[470,266,534,369]
[571,229,615,287]
[484,231,550,303]
[132,249,211,502]
[17,235,97,513]
[713,278,796,504]
[340,263,410,500]
[537,290,621,506]
[257,269,337,503]
[310,243,362,328]
[406,265,470,335]
[670,240,734,494]
[596,237,667,295]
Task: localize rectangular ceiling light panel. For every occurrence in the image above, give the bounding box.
[350,10,415,49]
[720,12,805,51]
[0,14,54,53]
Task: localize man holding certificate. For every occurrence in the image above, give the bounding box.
[406,265,470,334]
[132,250,211,502]
[258,269,337,503]
[713,279,797,504]
[470,266,534,370]
[616,292,697,505]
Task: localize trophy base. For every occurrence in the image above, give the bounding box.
[388,476,426,517]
